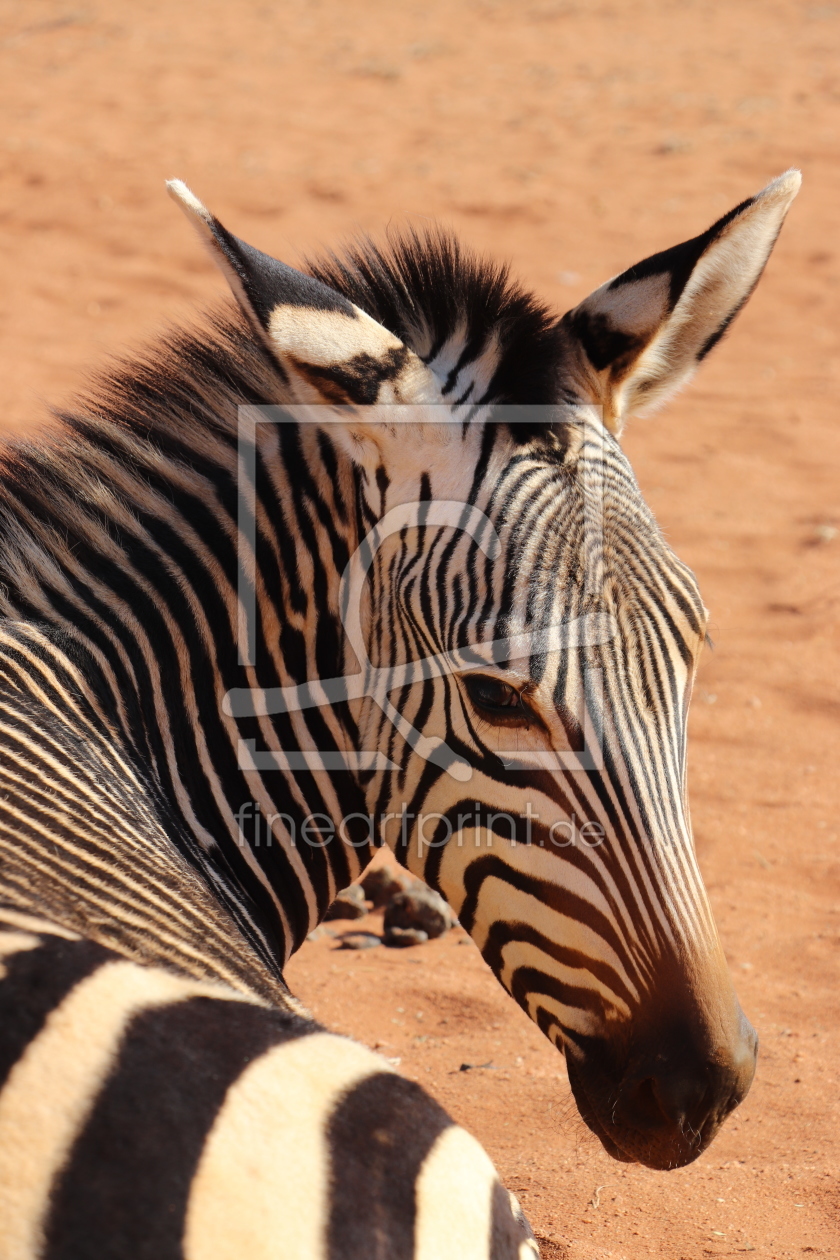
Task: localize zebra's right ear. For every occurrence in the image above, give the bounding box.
[166,180,440,415]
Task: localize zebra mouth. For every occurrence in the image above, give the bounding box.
[578,1111,638,1165]
[565,1057,637,1163]
[565,1055,720,1170]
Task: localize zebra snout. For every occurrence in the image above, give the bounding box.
[567,1001,759,1170]
[610,1011,758,1169]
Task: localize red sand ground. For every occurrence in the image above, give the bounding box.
[1,2,838,1256]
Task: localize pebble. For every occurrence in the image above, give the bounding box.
[324,883,369,920]
[305,925,336,942]
[337,931,382,950]
[384,926,429,948]
[360,864,422,908]
[384,887,456,940]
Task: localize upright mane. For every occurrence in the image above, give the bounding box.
[307,228,565,404]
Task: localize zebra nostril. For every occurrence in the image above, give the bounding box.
[619,1067,711,1136]
[628,1076,666,1127]
[739,1011,759,1064]
[651,1072,710,1134]
[614,1006,758,1149]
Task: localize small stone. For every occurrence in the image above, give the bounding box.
[384,926,429,948]
[305,925,336,942]
[384,888,455,939]
[360,864,421,908]
[324,884,369,921]
[337,932,382,950]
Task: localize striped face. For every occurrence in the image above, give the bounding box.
[350,418,742,1171]
[167,172,798,1169]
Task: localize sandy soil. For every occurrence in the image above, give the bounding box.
[1,1,838,1256]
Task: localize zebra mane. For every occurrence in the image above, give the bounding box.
[0,226,571,612]
[0,313,268,611]
[307,228,566,404]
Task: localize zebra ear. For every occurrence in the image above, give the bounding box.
[166,180,439,411]
[561,170,801,434]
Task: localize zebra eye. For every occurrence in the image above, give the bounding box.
[463,674,529,724]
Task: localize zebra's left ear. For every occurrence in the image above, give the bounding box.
[166,180,440,416]
[561,170,801,434]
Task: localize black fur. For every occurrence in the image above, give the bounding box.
[562,311,648,375]
[307,228,568,409]
[0,933,113,1091]
[325,1073,451,1260]
[210,216,357,325]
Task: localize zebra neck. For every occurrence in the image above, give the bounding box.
[0,351,381,972]
[227,422,382,952]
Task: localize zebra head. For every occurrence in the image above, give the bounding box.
[173,172,799,1170]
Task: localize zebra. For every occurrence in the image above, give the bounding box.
[0,168,799,1257]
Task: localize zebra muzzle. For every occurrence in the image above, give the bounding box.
[565,1003,758,1170]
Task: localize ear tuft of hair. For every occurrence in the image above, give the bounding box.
[166,179,214,226]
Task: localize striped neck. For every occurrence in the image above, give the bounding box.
[0,324,389,972]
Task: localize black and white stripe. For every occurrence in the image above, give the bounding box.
[0,914,535,1259]
[0,170,799,1251]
